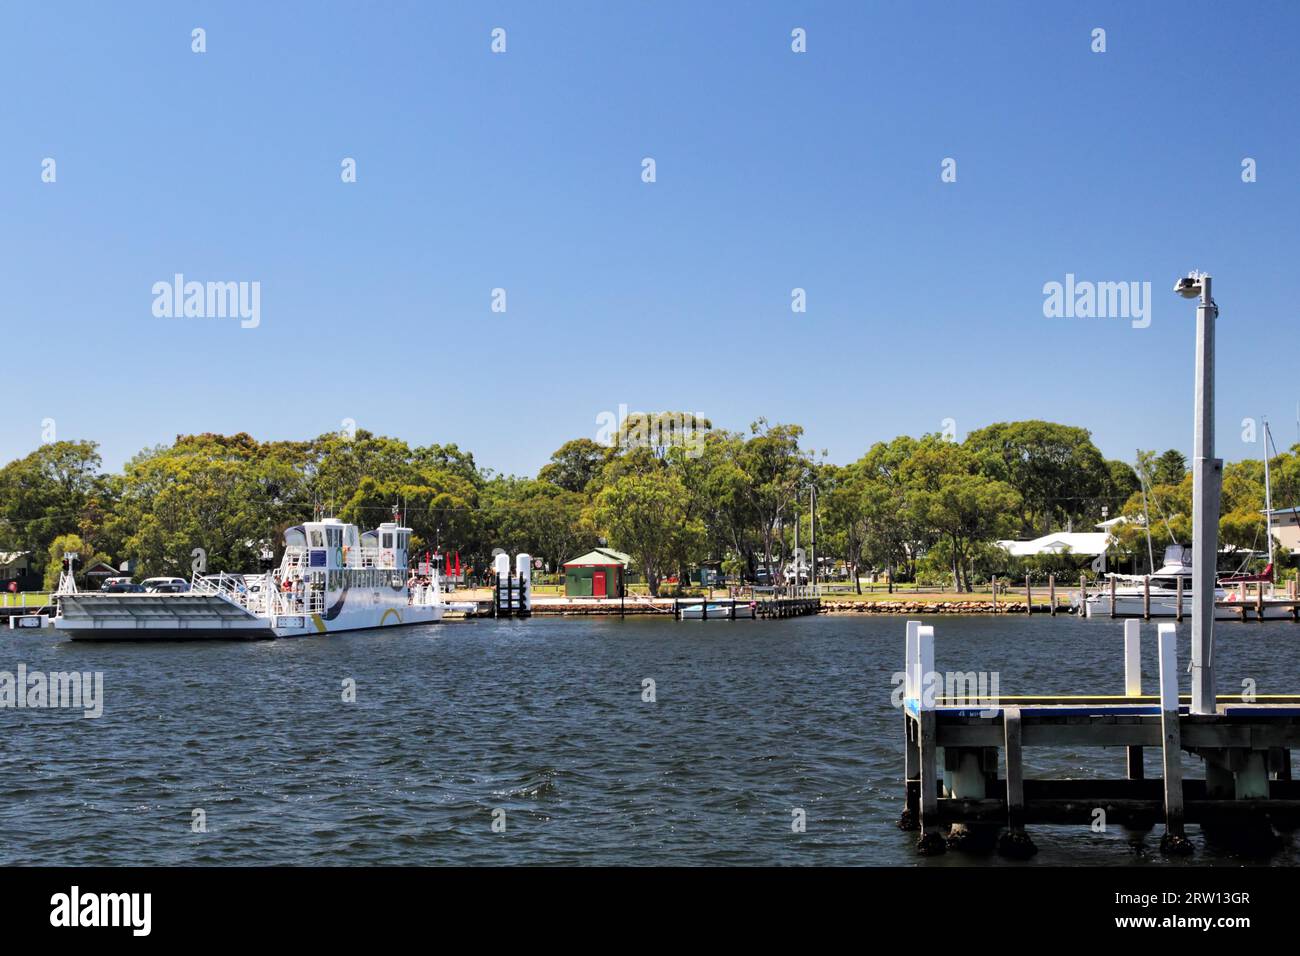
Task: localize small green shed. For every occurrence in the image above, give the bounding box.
[564,548,630,598]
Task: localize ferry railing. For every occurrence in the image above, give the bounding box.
[189,571,258,611]
[409,579,442,608]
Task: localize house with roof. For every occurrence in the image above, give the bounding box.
[0,551,38,590]
[563,547,631,598]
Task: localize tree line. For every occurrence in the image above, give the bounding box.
[1,418,1294,594]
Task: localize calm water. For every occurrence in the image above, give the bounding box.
[3,613,1298,866]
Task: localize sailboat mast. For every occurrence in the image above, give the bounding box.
[1263,418,1275,567]
[1138,451,1156,573]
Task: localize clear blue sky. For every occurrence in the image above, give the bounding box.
[4,1,1299,476]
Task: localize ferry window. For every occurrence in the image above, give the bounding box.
[382,533,394,549]
[310,530,323,548]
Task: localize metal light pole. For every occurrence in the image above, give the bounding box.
[1179,272,1222,715]
[810,485,817,596]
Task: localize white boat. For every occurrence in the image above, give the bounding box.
[1073,544,1230,619]
[53,518,448,640]
[678,601,756,619]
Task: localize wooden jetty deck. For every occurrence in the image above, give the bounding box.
[901,619,1300,857]
[670,595,821,620]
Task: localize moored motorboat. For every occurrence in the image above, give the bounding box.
[1071,544,1232,619]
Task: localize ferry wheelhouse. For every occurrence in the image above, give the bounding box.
[53,519,447,640]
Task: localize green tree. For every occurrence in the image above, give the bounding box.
[107,434,302,577]
[593,470,702,596]
[1153,449,1189,486]
[903,438,1021,591]
[537,438,610,493]
[42,533,113,591]
[0,441,108,578]
[965,421,1109,535]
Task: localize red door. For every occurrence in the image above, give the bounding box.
[592,570,606,597]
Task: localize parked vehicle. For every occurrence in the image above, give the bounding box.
[142,577,190,593]
[101,578,144,593]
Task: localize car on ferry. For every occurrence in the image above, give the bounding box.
[100,577,144,593]
[142,577,190,593]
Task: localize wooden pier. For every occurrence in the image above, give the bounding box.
[901,619,1300,857]
[754,596,820,619]
[671,594,820,620]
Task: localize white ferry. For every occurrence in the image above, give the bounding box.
[54,518,457,641]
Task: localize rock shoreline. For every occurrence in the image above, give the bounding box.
[820,600,1071,615]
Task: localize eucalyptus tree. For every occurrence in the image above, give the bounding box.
[965,420,1110,535]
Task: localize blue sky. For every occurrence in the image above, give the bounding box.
[4,1,1299,476]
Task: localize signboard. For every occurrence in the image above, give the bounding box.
[309,550,327,568]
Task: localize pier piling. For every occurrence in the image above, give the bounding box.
[1156,623,1192,855]
[900,621,922,831]
[1124,620,1144,780]
[996,707,1037,858]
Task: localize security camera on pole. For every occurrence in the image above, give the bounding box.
[1174,272,1221,716]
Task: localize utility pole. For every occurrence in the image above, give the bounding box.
[809,485,817,596]
[1178,272,1221,716]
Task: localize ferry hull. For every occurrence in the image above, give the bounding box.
[54,592,444,641]
[55,593,274,641]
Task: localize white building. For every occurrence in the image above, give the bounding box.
[1265,507,1300,555]
[996,531,1112,559]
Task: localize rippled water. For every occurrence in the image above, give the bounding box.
[2,614,1298,865]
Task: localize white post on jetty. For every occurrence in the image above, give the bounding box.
[1124,619,1144,779]
[1156,621,1186,845]
[515,553,533,612]
[910,623,944,853]
[1124,619,1142,697]
[905,620,921,701]
[1179,272,1221,715]
[903,620,922,827]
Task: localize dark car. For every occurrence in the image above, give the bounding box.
[101,581,145,593]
